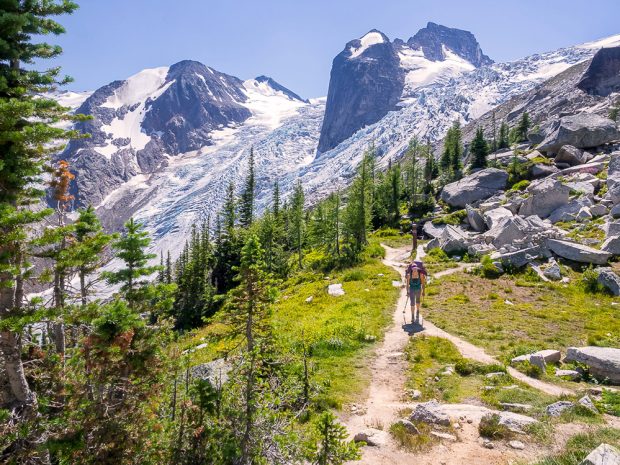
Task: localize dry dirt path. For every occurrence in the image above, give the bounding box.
[342,244,580,465]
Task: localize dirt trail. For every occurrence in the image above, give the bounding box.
[342,244,579,465]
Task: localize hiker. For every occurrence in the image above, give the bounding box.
[406,261,426,324]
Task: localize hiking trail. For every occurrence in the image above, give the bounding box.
[341,244,586,465]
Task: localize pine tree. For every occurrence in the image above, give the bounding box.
[0,0,81,418]
[103,218,161,310]
[490,111,498,152]
[498,121,510,149]
[513,112,531,143]
[289,180,306,268]
[312,411,361,465]
[213,183,242,293]
[449,120,463,177]
[344,148,374,256]
[470,127,489,169]
[239,148,256,228]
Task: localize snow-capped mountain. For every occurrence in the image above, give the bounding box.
[58,25,620,260]
[317,23,492,154]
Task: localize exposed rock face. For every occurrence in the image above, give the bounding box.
[565,347,620,384]
[547,239,611,265]
[423,221,446,239]
[466,205,486,232]
[579,443,620,465]
[318,23,492,153]
[483,207,513,229]
[317,30,404,153]
[440,168,508,208]
[519,178,570,218]
[548,197,593,224]
[601,236,620,255]
[407,22,493,67]
[538,114,620,153]
[577,46,620,97]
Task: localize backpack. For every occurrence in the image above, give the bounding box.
[408,265,422,291]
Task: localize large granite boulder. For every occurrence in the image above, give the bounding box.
[422,221,446,239]
[437,225,470,254]
[579,443,620,465]
[492,245,546,269]
[555,145,586,166]
[440,168,508,208]
[606,152,620,204]
[483,207,513,230]
[547,239,611,265]
[601,236,620,255]
[519,178,571,218]
[485,216,529,249]
[531,163,560,179]
[539,114,620,154]
[466,205,486,232]
[577,46,620,97]
[191,358,232,387]
[597,268,620,296]
[565,347,620,384]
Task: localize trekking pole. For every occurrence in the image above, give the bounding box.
[402,293,409,324]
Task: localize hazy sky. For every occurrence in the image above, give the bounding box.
[47,0,620,98]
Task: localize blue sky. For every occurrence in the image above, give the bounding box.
[49,0,620,98]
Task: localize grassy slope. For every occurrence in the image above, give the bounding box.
[176,254,401,409]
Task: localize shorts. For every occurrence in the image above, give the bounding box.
[409,288,422,303]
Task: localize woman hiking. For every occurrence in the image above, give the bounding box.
[405,260,426,325]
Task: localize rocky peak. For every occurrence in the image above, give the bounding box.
[577,46,620,96]
[254,75,308,102]
[345,29,391,59]
[407,22,493,67]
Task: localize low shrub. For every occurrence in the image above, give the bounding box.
[478,413,512,439]
[433,209,467,226]
[581,266,607,294]
[374,227,401,238]
[425,248,451,263]
[478,255,502,279]
[510,179,530,192]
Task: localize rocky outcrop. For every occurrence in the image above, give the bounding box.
[409,400,451,426]
[440,168,508,208]
[407,22,493,67]
[317,30,404,153]
[538,113,620,154]
[547,239,611,265]
[565,346,620,384]
[519,178,570,218]
[577,46,620,97]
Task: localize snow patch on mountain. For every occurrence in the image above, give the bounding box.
[241,78,307,129]
[349,31,386,58]
[101,66,170,109]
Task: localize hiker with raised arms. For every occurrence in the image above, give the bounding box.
[405,260,427,325]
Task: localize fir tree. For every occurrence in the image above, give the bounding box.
[498,121,510,149]
[344,148,374,256]
[513,112,531,143]
[312,411,360,465]
[0,0,81,421]
[103,218,161,310]
[289,180,306,268]
[470,127,489,169]
[239,148,256,228]
[449,120,463,176]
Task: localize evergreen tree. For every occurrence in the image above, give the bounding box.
[312,411,360,465]
[512,111,531,143]
[449,120,463,176]
[213,183,242,293]
[289,180,306,268]
[103,218,161,310]
[239,148,256,228]
[490,111,498,152]
[470,127,489,169]
[344,148,374,256]
[0,0,81,422]
[498,121,510,149]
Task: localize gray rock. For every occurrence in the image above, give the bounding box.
[531,163,560,179]
[509,440,526,450]
[191,358,232,387]
[423,221,446,239]
[496,411,538,433]
[529,354,547,372]
[430,431,457,441]
[485,216,529,249]
[520,178,571,219]
[528,127,545,144]
[602,236,620,255]
[539,113,620,153]
[499,403,533,412]
[545,401,574,417]
[577,206,594,221]
[495,245,545,269]
[328,283,345,296]
[565,347,620,384]
[438,225,470,254]
[547,238,611,265]
[555,369,582,381]
[597,268,620,295]
[544,258,562,280]
[483,207,513,230]
[395,419,420,435]
[556,145,586,166]
[590,204,609,217]
[549,197,593,224]
[410,400,451,426]
[605,221,620,237]
[466,205,486,232]
[577,395,599,414]
[579,443,620,465]
[353,428,390,447]
[553,161,606,177]
[440,168,509,208]
[612,204,620,219]
[607,152,620,204]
